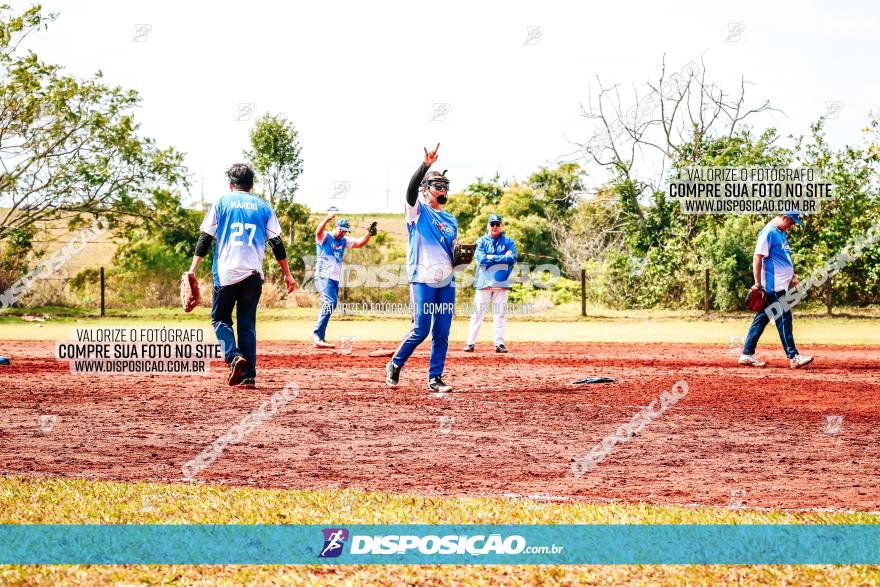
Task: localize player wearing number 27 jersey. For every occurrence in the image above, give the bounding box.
[189,164,296,389]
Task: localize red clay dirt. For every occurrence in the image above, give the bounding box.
[1,341,878,511]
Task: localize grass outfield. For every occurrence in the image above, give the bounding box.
[1,477,878,586]
[1,305,879,344]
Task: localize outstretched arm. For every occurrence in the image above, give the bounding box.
[350,232,372,249]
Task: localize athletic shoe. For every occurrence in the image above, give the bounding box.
[790,354,814,369]
[386,361,401,387]
[428,377,452,393]
[463,344,474,352]
[737,354,766,367]
[313,339,335,349]
[495,344,508,354]
[227,355,248,386]
[238,378,256,389]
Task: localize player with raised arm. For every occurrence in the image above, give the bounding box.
[312,214,376,348]
[185,163,297,389]
[385,144,459,393]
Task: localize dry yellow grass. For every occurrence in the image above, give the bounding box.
[0,477,877,586]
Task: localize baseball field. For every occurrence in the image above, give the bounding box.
[2,310,879,584]
[4,1,880,583]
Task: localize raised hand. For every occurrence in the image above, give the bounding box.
[368,221,378,236]
[423,143,440,167]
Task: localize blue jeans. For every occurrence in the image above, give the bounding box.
[312,277,339,341]
[211,272,262,379]
[392,282,456,379]
[743,289,799,359]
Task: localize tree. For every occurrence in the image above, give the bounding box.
[243,112,312,276]
[0,5,187,243]
[528,162,585,215]
[577,56,776,248]
[244,113,304,209]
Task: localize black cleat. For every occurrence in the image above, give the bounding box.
[462,344,474,352]
[386,361,401,387]
[495,344,508,354]
[227,355,248,386]
[428,377,453,393]
[238,378,256,389]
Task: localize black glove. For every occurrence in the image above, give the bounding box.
[453,243,476,266]
[368,221,378,236]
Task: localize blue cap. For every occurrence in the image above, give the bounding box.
[783,211,802,225]
[336,219,350,232]
[488,214,502,224]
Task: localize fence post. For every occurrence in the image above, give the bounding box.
[826,277,832,317]
[580,268,586,317]
[100,266,105,317]
[704,268,710,315]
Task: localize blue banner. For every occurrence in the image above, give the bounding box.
[0,524,877,565]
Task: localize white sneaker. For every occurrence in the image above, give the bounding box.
[790,354,814,369]
[738,354,766,367]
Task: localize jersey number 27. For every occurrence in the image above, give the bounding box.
[229,222,257,247]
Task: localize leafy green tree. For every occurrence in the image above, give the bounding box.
[106,189,203,305]
[243,112,312,278]
[0,5,187,244]
[528,162,585,215]
[244,113,304,208]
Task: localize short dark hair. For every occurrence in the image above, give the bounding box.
[226,163,255,191]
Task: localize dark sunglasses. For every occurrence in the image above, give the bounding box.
[489,221,502,227]
[428,181,449,191]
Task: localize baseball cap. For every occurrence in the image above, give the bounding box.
[488,214,502,224]
[336,219,350,232]
[783,211,802,225]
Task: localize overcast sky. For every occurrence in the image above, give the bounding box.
[13,0,880,212]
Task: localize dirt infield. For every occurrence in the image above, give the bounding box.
[1,341,878,511]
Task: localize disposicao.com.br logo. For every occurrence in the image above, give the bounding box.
[318,528,563,557]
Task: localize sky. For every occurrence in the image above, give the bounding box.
[11,0,880,213]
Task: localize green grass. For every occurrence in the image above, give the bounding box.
[1,477,877,586]
[2,304,879,345]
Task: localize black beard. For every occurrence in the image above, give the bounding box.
[436,195,448,204]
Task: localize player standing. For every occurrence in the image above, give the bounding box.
[739,212,813,369]
[385,144,458,392]
[187,163,297,388]
[463,214,517,353]
[312,214,375,348]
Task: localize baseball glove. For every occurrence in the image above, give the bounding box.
[453,243,476,266]
[180,272,201,313]
[368,221,378,236]
[745,286,766,312]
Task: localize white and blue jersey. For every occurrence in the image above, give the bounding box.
[755,221,794,291]
[474,233,517,289]
[405,200,458,284]
[199,191,282,287]
[315,233,355,282]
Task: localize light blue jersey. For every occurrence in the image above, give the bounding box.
[315,233,355,281]
[755,221,794,291]
[405,200,458,284]
[200,191,281,287]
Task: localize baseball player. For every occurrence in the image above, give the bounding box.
[463,214,517,353]
[739,212,813,369]
[385,144,458,393]
[187,163,297,388]
[312,214,375,348]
